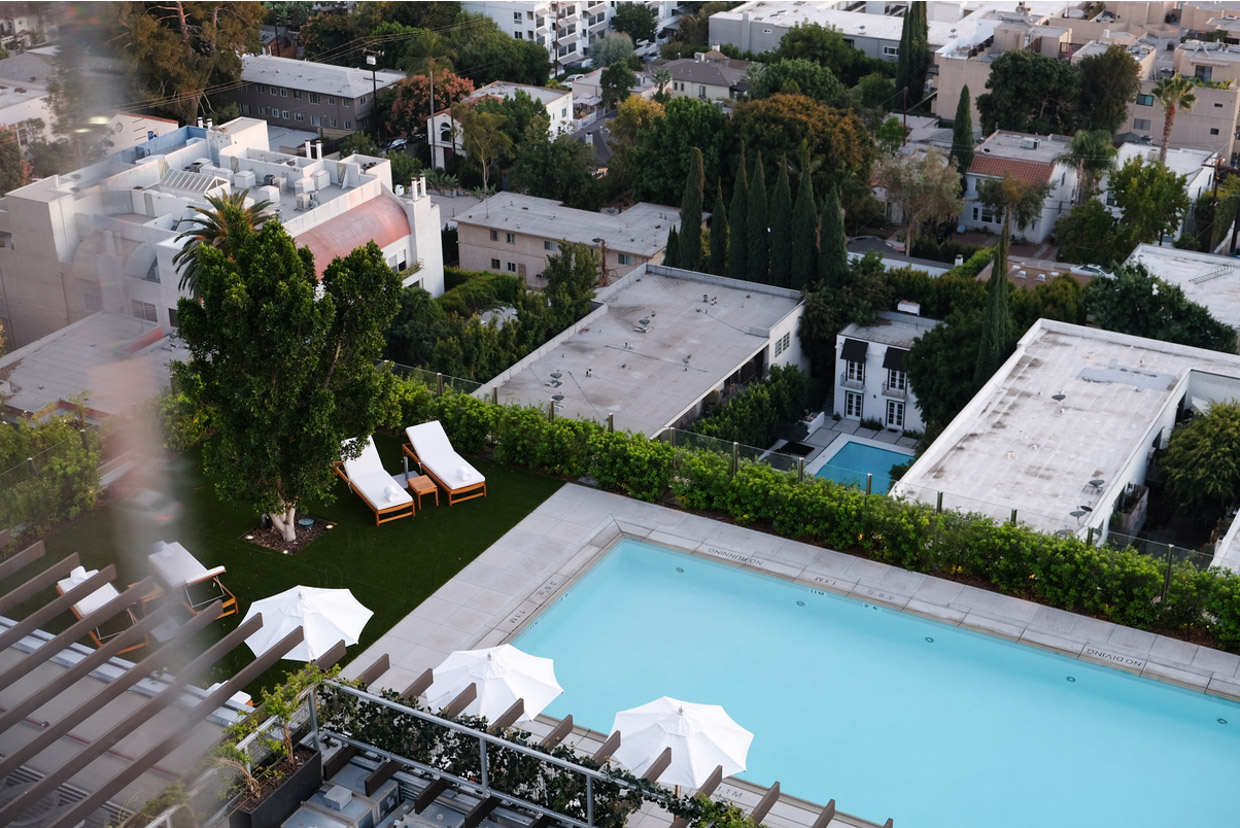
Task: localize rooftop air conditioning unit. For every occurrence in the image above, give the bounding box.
[263,173,275,186]
[1020,137,1039,150]
[295,192,311,211]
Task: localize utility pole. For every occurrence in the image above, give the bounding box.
[365,48,383,143]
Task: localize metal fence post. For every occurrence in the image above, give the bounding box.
[936,491,943,513]
[798,457,805,482]
[548,401,555,422]
[492,387,498,405]
[1086,526,1095,546]
[1009,508,1017,526]
[865,473,873,495]
[26,457,35,474]
[79,428,88,450]
[731,442,739,477]
[437,372,444,396]
[1163,544,1174,603]
[607,413,614,433]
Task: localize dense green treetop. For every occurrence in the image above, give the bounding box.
[977,50,1081,135]
[610,3,657,43]
[1083,263,1236,354]
[749,59,846,106]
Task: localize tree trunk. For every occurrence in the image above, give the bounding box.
[269,505,298,543]
[1160,106,1175,165]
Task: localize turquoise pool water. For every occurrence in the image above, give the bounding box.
[513,539,1240,828]
[814,441,910,494]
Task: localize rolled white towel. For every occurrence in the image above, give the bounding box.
[69,565,87,581]
[384,484,402,503]
[457,466,473,483]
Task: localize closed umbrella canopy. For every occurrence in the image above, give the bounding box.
[425,644,563,722]
[241,586,374,662]
[610,697,754,788]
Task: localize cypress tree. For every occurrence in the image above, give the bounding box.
[790,167,817,290]
[768,157,793,288]
[973,224,1013,387]
[679,147,705,271]
[817,185,848,288]
[727,146,750,281]
[950,84,974,193]
[747,152,769,283]
[896,1,930,109]
[665,225,680,268]
[709,181,728,276]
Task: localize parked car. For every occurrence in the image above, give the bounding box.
[383,138,408,154]
[1069,264,1114,279]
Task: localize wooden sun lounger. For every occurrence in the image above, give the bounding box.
[55,567,149,656]
[335,436,415,525]
[148,541,238,619]
[403,421,487,506]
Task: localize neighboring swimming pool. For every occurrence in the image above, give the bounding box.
[809,436,913,495]
[513,538,1240,828]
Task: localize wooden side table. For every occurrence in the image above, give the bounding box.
[407,474,439,509]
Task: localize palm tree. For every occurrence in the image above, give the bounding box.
[652,66,671,99]
[1153,75,1196,164]
[173,190,274,297]
[1062,129,1117,204]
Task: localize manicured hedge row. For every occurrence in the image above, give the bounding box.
[408,386,1240,651]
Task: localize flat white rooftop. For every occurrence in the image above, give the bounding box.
[485,265,802,436]
[1128,244,1240,329]
[454,194,681,257]
[714,1,973,44]
[893,319,1240,536]
[0,312,187,420]
[841,310,939,349]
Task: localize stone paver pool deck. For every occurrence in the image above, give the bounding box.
[343,484,1240,826]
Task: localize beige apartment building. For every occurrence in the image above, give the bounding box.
[453,193,681,287]
[935,8,1240,162]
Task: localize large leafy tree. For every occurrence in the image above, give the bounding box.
[298,11,353,63]
[627,97,727,205]
[1078,45,1141,134]
[510,135,605,211]
[1055,199,1122,264]
[749,59,846,107]
[771,22,862,84]
[610,95,664,146]
[611,2,657,43]
[1153,75,1197,165]
[477,89,550,146]
[112,2,263,124]
[384,70,475,141]
[0,125,30,197]
[1083,263,1236,353]
[173,190,275,297]
[976,173,1051,232]
[1062,129,1117,204]
[973,227,1014,386]
[588,32,635,68]
[1109,155,1190,249]
[174,215,402,543]
[1162,402,1240,521]
[977,50,1081,136]
[906,308,986,437]
[679,147,705,271]
[875,148,964,250]
[601,62,637,110]
[798,252,891,375]
[730,95,871,189]
[895,0,931,105]
[450,12,549,86]
[456,106,512,194]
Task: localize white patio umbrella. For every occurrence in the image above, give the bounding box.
[241,586,374,662]
[424,644,563,722]
[609,697,754,789]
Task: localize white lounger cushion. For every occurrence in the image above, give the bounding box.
[406,421,485,490]
[149,540,216,587]
[57,566,121,617]
[341,436,412,510]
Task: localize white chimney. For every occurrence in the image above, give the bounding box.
[315,140,323,159]
[305,140,312,158]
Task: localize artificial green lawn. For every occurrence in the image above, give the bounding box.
[21,432,563,695]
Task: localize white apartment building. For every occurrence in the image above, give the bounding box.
[428,81,574,169]
[962,131,1078,243]
[461,1,685,70]
[0,117,443,348]
[834,309,940,433]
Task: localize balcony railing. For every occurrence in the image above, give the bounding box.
[882,380,907,399]
[840,371,865,390]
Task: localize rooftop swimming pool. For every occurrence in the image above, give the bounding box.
[513,538,1240,828]
[810,437,912,495]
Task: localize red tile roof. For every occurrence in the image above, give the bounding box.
[295,196,410,279]
[967,155,1055,184]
